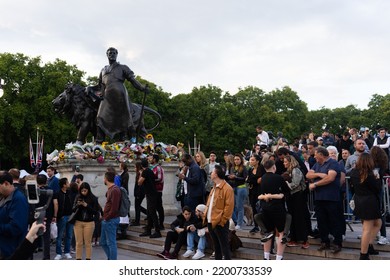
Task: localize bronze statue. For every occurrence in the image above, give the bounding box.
[52,84,161,145]
[96,47,149,143]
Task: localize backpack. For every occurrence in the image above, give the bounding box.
[118,187,131,217]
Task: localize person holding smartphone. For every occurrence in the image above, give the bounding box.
[72,182,99,260]
[0,171,29,259]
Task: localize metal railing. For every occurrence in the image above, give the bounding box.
[307,176,390,226]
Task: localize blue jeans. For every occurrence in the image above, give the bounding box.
[100,217,120,260]
[234,187,248,227]
[187,230,207,252]
[56,215,74,255]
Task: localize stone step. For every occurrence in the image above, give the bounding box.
[126,222,390,253]
[117,238,328,260]
[122,225,390,260]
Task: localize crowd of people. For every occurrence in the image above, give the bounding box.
[1,125,389,261]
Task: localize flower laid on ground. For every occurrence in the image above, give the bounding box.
[46,134,184,164]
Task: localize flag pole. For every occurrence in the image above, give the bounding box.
[35,127,39,173]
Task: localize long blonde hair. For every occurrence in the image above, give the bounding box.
[284,155,299,174]
[195,151,207,169]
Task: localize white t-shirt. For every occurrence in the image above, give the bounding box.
[257,131,269,146]
[207,184,219,222]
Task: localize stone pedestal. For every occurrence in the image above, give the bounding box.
[53,160,182,216]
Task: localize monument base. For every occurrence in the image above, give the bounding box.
[53,160,181,217]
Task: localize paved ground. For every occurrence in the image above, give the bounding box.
[34,242,160,260]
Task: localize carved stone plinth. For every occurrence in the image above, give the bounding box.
[53,160,181,216]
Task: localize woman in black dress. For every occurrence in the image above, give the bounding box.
[246,154,263,233]
[349,153,382,260]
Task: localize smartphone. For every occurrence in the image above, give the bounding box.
[75,165,80,172]
[26,180,39,204]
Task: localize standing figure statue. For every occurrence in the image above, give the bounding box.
[96,47,149,144]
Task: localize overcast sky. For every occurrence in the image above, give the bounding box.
[1,0,390,110]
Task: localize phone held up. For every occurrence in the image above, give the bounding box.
[26,180,39,204]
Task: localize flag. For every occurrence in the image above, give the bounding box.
[29,137,35,168]
[37,136,44,169]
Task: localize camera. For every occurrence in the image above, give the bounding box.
[25,182,54,236]
[26,180,39,204]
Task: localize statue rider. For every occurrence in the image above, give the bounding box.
[96,47,149,144]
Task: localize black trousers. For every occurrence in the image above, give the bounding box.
[208,222,231,260]
[287,191,308,241]
[315,200,344,246]
[146,195,160,232]
[38,218,52,259]
[156,192,165,226]
[164,230,187,253]
[134,194,147,223]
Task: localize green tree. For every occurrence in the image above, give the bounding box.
[364,94,390,130]
[0,53,84,170]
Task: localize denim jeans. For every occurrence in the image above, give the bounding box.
[56,215,74,255]
[187,230,207,252]
[234,187,248,227]
[100,217,120,260]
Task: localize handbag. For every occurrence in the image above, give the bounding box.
[50,222,58,239]
[67,209,79,224]
[175,181,184,201]
[349,195,355,211]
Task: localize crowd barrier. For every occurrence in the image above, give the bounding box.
[306,176,390,226]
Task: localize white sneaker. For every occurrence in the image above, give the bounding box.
[192,250,205,260]
[378,236,389,245]
[64,253,72,259]
[54,254,62,260]
[235,225,241,230]
[182,249,195,258]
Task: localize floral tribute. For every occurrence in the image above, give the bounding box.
[46,134,186,164]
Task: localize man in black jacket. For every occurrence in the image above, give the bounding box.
[156,206,196,260]
[53,178,74,260]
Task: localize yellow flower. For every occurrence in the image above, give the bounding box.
[146,134,153,140]
[102,141,109,149]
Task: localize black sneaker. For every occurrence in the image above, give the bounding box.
[150,232,162,238]
[250,227,260,234]
[317,243,330,251]
[139,231,151,237]
[260,232,274,243]
[281,236,288,244]
[167,252,178,259]
[130,221,140,226]
[368,244,379,255]
[330,244,342,254]
[159,224,165,230]
[156,250,170,259]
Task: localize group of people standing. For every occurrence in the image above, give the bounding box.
[0,162,131,260]
[240,126,390,260]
